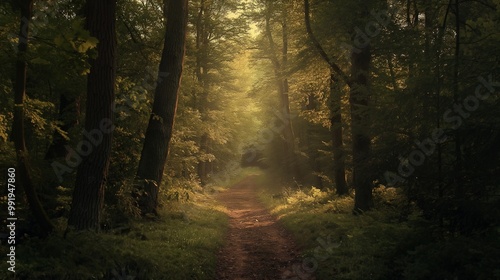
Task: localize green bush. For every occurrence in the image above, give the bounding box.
[257,174,500,280]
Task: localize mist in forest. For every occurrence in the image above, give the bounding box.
[0,0,499,279]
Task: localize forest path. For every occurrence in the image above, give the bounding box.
[215,176,307,280]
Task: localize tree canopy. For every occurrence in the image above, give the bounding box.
[0,0,499,279]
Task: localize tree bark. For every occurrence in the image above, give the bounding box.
[330,72,348,195]
[351,44,373,212]
[136,0,189,215]
[12,0,54,236]
[67,0,117,230]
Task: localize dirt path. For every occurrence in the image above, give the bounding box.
[216,176,305,280]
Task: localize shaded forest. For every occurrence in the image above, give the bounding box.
[0,0,499,279]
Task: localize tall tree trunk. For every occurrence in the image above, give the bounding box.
[67,0,117,230]
[12,0,54,236]
[136,0,189,215]
[195,0,210,186]
[280,7,300,181]
[435,0,453,217]
[350,44,373,212]
[330,72,348,195]
[304,0,348,195]
[453,0,463,197]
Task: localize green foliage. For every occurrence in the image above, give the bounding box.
[53,19,99,54]
[0,196,228,280]
[257,174,500,280]
[1,0,499,278]
[24,97,55,139]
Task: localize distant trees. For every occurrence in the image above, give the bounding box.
[67,0,117,230]
[246,0,302,183]
[0,0,498,236]
[193,0,212,186]
[263,0,300,182]
[135,0,189,215]
[191,0,249,186]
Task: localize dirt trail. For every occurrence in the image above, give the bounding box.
[216,176,305,280]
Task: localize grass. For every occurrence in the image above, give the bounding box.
[256,174,500,280]
[208,166,263,192]
[3,171,498,279]
[0,192,228,280]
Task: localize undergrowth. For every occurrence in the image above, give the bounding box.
[0,191,227,280]
[258,176,500,280]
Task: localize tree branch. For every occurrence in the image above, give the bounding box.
[304,0,351,88]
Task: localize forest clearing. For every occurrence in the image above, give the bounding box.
[1,0,500,279]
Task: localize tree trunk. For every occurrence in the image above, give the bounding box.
[45,93,80,159]
[453,0,463,197]
[67,0,117,230]
[195,0,211,186]
[12,0,54,236]
[304,0,348,195]
[350,44,373,212]
[330,72,348,195]
[198,134,209,186]
[135,0,189,215]
[281,11,300,181]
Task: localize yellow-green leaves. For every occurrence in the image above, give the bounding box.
[53,19,99,55]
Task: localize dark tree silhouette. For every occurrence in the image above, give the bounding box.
[12,0,54,236]
[135,0,189,215]
[68,0,117,230]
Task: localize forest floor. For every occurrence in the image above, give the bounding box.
[215,176,308,280]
